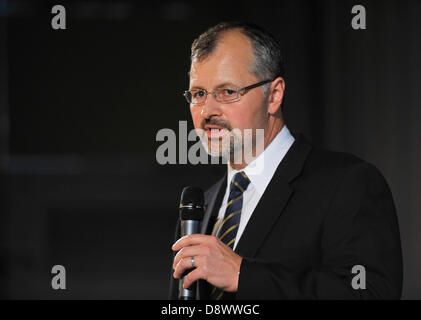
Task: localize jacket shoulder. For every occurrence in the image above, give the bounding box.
[305,146,378,176]
[302,146,391,193]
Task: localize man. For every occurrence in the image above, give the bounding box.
[169,22,403,299]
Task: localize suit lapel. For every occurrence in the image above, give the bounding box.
[198,173,227,299]
[235,174,292,258]
[201,173,227,235]
[235,133,313,258]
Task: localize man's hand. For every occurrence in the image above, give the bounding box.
[172,234,242,292]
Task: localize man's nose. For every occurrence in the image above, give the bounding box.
[200,93,222,119]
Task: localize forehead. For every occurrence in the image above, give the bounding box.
[189,31,257,89]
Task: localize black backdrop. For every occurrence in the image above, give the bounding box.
[0,0,420,299]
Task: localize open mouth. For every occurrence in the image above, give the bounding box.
[205,126,229,139]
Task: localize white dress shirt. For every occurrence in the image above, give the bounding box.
[216,125,295,250]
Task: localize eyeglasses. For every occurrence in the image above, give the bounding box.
[183,79,273,105]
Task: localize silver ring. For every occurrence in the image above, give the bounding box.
[191,256,195,268]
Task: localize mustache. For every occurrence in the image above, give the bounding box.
[202,118,232,131]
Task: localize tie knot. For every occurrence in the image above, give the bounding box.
[230,171,250,195]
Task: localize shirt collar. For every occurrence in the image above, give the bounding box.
[227,125,295,196]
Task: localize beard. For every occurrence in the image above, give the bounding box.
[196,118,255,164]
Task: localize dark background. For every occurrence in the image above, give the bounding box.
[0,0,420,299]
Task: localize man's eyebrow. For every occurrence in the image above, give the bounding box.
[190,85,205,91]
[190,82,239,91]
[214,82,238,89]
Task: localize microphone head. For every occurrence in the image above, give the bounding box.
[179,186,205,221]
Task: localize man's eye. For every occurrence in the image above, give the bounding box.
[193,90,206,98]
[223,89,235,95]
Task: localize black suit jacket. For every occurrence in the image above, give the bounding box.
[169,133,403,299]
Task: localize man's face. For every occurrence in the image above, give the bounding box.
[189,31,269,160]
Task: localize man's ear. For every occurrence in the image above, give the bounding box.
[267,77,285,115]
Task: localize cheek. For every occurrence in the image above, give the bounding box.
[226,111,247,129]
[190,107,203,128]
[225,104,263,130]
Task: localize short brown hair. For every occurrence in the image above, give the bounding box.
[191,22,286,86]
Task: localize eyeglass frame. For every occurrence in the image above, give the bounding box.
[183,79,274,105]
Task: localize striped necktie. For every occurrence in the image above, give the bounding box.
[210,171,250,300]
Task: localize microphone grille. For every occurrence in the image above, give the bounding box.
[180,186,204,207]
[179,186,204,221]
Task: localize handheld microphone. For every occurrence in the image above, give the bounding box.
[178,186,205,300]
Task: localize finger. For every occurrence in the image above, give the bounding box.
[173,245,207,270]
[173,256,200,279]
[172,234,207,251]
[183,267,206,289]
[172,234,216,251]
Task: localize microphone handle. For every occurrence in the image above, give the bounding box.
[178,219,201,300]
